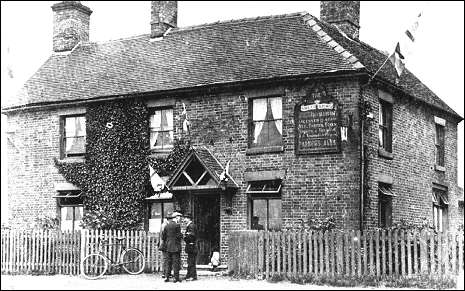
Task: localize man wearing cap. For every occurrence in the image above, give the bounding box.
[162,211,183,282]
[183,213,198,281]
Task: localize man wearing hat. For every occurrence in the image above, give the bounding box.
[183,213,198,281]
[162,211,183,282]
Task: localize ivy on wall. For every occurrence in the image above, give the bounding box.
[54,100,192,230]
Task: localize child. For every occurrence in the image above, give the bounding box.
[210,250,220,272]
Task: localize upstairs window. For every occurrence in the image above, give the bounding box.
[378,100,392,153]
[249,97,282,148]
[62,115,86,158]
[435,123,445,167]
[150,108,173,151]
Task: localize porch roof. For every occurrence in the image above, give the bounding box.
[166,146,239,190]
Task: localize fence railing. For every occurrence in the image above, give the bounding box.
[1,229,163,275]
[228,229,464,279]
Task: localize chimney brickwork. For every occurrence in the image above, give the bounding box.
[320,1,360,39]
[151,1,177,38]
[51,1,92,52]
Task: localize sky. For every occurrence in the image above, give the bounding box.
[1,1,464,223]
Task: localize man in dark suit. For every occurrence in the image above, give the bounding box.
[158,213,171,279]
[162,211,183,282]
[183,213,198,281]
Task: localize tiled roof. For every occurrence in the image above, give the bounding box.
[3,12,355,110]
[2,11,461,120]
[315,18,462,119]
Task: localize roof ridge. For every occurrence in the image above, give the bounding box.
[78,12,308,45]
[304,15,365,70]
[173,11,307,33]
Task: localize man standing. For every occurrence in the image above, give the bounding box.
[162,211,183,282]
[183,213,198,281]
[158,213,171,279]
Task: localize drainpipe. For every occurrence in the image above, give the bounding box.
[359,82,366,232]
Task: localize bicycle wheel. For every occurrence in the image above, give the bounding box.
[81,253,108,280]
[121,248,145,275]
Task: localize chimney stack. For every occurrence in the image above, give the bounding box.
[151,1,177,38]
[320,1,360,39]
[51,1,92,52]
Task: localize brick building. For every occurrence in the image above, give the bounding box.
[2,1,463,263]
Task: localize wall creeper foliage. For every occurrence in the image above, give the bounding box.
[54,100,191,230]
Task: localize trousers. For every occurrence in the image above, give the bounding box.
[165,252,180,279]
[186,252,197,279]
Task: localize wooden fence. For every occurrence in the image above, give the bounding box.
[228,229,464,279]
[1,229,163,275]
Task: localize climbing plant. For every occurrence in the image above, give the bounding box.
[54,99,192,230]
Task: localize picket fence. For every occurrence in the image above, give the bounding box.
[1,229,163,275]
[228,229,464,279]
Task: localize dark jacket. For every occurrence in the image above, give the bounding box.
[162,220,182,253]
[184,222,198,254]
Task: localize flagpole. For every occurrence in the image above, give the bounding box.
[365,53,391,86]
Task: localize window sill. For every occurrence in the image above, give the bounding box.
[378,148,393,160]
[246,145,284,155]
[59,156,85,163]
[435,165,446,172]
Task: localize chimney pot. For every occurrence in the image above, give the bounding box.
[51,1,92,52]
[320,1,360,39]
[151,1,177,38]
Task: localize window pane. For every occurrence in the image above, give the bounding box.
[379,103,384,125]
[269,97,282,119]
[150,131,159,149]
[150,111,162,130]
[252,199,267,230]
[150,203,162,219]
[379,128,384,147]
[268,199,282,231]
[65,116,85,137]
[164,109,174,130]
[266,120,282,146]
[252,98,267,121]
[442,207,448,232]
[65,136,86,154]
[149,219,162,233]
[162,131,174,149]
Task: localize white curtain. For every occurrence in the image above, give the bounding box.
[270,97,282,135]
[165,109,173,130]
[253,98,267,143]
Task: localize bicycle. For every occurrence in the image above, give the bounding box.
[81,236,146,280]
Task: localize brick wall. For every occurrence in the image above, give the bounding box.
[362,85,461,231]
[6,106,86,228]
[5,76,461,265]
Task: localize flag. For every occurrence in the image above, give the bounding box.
[149,164,166,192]
[389,12,422,77]
[219,160,231,182]
[181,103,190,133]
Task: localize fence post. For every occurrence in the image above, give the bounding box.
[380,229,385,276]
[394,229,399,275]
[444,232,450,275]
[420,229,427,274]
[399,230,405,275]
[325,231,330,275]
[451,232,457,274]
[375,229,380,277]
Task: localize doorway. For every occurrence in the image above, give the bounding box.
[192,194,220,265]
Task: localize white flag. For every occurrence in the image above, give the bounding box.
[149,164,165,192]
[389,12,422,77]
[219,160,231,182]
[182,103,190,133]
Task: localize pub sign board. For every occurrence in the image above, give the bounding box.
[295,96,341,155]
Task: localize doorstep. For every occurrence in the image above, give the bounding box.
[178,264,228,277]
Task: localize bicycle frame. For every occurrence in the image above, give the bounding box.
[96,239,128,267]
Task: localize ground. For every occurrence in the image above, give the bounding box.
[0,273,440,290]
